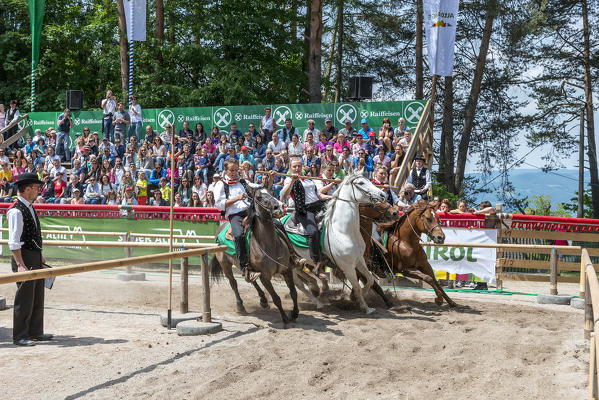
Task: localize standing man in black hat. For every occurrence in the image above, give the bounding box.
[406,154,431,200]
[5,99,20,142]
[7,172,51,346]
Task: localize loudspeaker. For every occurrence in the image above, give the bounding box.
[66,90,83,110]
[347,76,373,99]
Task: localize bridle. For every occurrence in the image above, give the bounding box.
[406,207,441,241]
[334,175,383,206]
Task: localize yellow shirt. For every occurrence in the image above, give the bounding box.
[160,185,171,202]
[136,179,147,197]
[0,168,13,182]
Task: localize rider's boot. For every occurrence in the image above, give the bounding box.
[240,263,261,283]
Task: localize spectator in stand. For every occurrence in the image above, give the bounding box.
[56,108,73,162]
[99,174,116,204]
[332,159,346,179]
[204,190,216,207]
[101,91,117,140]
[339,119,357,141]
[242,131,255,151]
[279,118,297,144]
[389,144,405,184]
[150,189,168,206]
[252,135,266,164]
[0,160,13,182]
[148,161,166,191]
[159,177,171,203]
[228,123,243,144]
[262,148,276,171]
[247,123,261,141]
[394,117,407,136]
[239,160,253,182]
[473,200,495,214]
[303,120,320,144]
[121,187,138,206]
[259,107,276,143]
[303,132,318,155]
[51,172,67,203]
[160,124,173,145]
[0,177,14,202]
[267,132,286,156]
[0,103,5,130]
[372,166,399,206]
[112,102,130,144]
[332,133,349,155]
[209,126,220,145]
[398,129,412,151]
[358,118,375,140]
[127,96,142,142]
[438,199,452,213]
[372,147,391,170]
[99,137,116,156]
[406,154,431,200]
[114,138,125,159]
[25,158,35,175]
[192,176,207,204]
[351,133,366,158]
[136,171,148,205]
[34,138,47,155]
[268,157,287,200]
[338,146,353,174]
[5,100,20,143]
[316,131,332,154]
[105,191,118,205]
[365,132,381,156]
[397,183,416,210]
[189,191,202,207]
[60,174,84,204]
[238,145,255,167]
[151,136,166,159]
[220,147,238,171]
[178,177,192,205]
[173,192,185,207]
[24,136,35,156]
[322,117,338,140]
[144,125,157,145]
[194,147,211,182]
[301,146,319,170]
[100,147,115,169]
[287,133,302,159]
[84,176,102,204]
[214,134,230,172]
[87,158,101,183]
[320,144,338,165]
[379,117,394,153]
[450,200,468,214]
[194,122,206,143]
[70,188,85,204]
[137,146,153,177]
[178,121,193,138]
[117,171,135,200]
[49,159,67,183]
[354,149,373,177]
[207,173,220,194]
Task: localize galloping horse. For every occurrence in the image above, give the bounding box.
[380,200,457,307]
[211,185,301,324]
[290,173,387,314]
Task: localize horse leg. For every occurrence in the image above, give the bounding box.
[418,262,458,307]
[293,270,325,310]
[284,269,299,321]
[259,276,290,325]
[355,257,374,294]
[220,256,247,314]
[402,268,456,308]
[251,280,269,309]
[345,263,375,315]
[358,271,393,309]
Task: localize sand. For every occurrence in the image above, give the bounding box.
[0,264,588,399]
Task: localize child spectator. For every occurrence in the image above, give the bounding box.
[159,177,171,203]
[194,147,211,182]
[136,171,148,205]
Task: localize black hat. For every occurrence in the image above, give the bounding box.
[16,172,43,187]
[414,154,425,161]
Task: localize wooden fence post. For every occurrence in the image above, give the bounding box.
[495,205,503,291]
[586,276,593,340]
[125,232,133,274]
[180,257,188,314]
[201,254,211,323]
[581,255,587,299]
[550,249,558,295]
[590,333,597,399]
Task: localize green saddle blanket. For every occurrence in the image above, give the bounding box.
[279,214,325,249]
[215,223,251,256]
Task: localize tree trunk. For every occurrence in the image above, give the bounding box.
[581,0,599,218]
[441,75,455,193]
[116,0,129,104]
[308,0,323,103]
[335,0,343,103]
[156,0,164,40]
[453,4,495,191]
[415,0,424,100]
[322,16,337,101]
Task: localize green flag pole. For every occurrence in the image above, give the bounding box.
[28,0,45,112]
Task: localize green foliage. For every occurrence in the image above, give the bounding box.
[524,194,571,217]
[560,187,594,219]
[431,178,460,207]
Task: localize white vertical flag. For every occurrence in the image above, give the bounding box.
[424,0,459,76]
[124,0,146,41]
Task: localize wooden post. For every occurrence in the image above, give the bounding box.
[581,255,587,299]
[550,248,558,295]
[495,205,503,290]
[180,257,189,314]
[586,277,594,340]
[125,232,133,274]
[201,254,211,323]
[590,333,597,399]
[167,126,176,329]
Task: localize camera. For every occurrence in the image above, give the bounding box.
[404,190,410,197]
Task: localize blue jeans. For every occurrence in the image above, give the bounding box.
[195,167,209,182]
[214,153,227,171]
[129,121,142,142]
[56,131,71,162]
[271,184,283,200]
[103,117,114,142]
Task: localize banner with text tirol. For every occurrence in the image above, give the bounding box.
[422,228,497,284]
[22,100,426,146]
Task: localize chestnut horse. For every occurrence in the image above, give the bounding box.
[380,200,457,307]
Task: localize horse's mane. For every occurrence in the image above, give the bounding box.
[323,172,362,227]
[376,200,429,231]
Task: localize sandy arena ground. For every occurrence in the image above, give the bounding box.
[0,263,588,400]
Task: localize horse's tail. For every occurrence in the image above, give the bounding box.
[209,254,224,283]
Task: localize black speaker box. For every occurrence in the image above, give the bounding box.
[347,76,373,99]
[66,90,83,110]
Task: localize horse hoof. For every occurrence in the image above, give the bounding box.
[435,297,443,306]
[289,311,299,321]
[260,299,269,309]
[236,304,248,314]
[365,307,376,315]
[449,301,458,308]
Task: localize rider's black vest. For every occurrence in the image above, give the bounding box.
[411,167,428,191]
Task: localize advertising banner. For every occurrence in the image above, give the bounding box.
[424,0,460,76]
[25,100,426,145]
[422,227,497,283]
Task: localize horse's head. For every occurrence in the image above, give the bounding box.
[360,200,400,222]
[345,173,387,205]
[242,182,285,220]
[413,200,445,244]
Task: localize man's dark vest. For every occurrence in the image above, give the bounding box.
[10,200,42,251]
[281,126,296,142]
[411,167,428,190]
[6,107,18,134]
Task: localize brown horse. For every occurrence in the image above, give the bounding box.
[380,200,457,307]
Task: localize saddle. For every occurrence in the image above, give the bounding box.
[282,210,326,237]
[224,216,251,241]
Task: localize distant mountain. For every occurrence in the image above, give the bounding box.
[466,169,590,209]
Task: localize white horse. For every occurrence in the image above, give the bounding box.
[292,173,387,314]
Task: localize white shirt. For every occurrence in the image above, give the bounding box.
[303,128,321,143]
[213,176,261,218]
[102,98,116,116]
[129,104,142,123]
[192,183,207,203]
[283,177,320,205]
[7,196,38,251]
[267,140,286,154]
[261,115,274,131]
[315,176,338,196]
[8,108,20,124]
[50,165,67,182]
[287,141,303,157]
[406,167,432,193]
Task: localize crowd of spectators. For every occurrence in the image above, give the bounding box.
[0,96,432,208]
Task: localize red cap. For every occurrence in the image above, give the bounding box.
[241,145,248,151]
[368,132,376,137]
